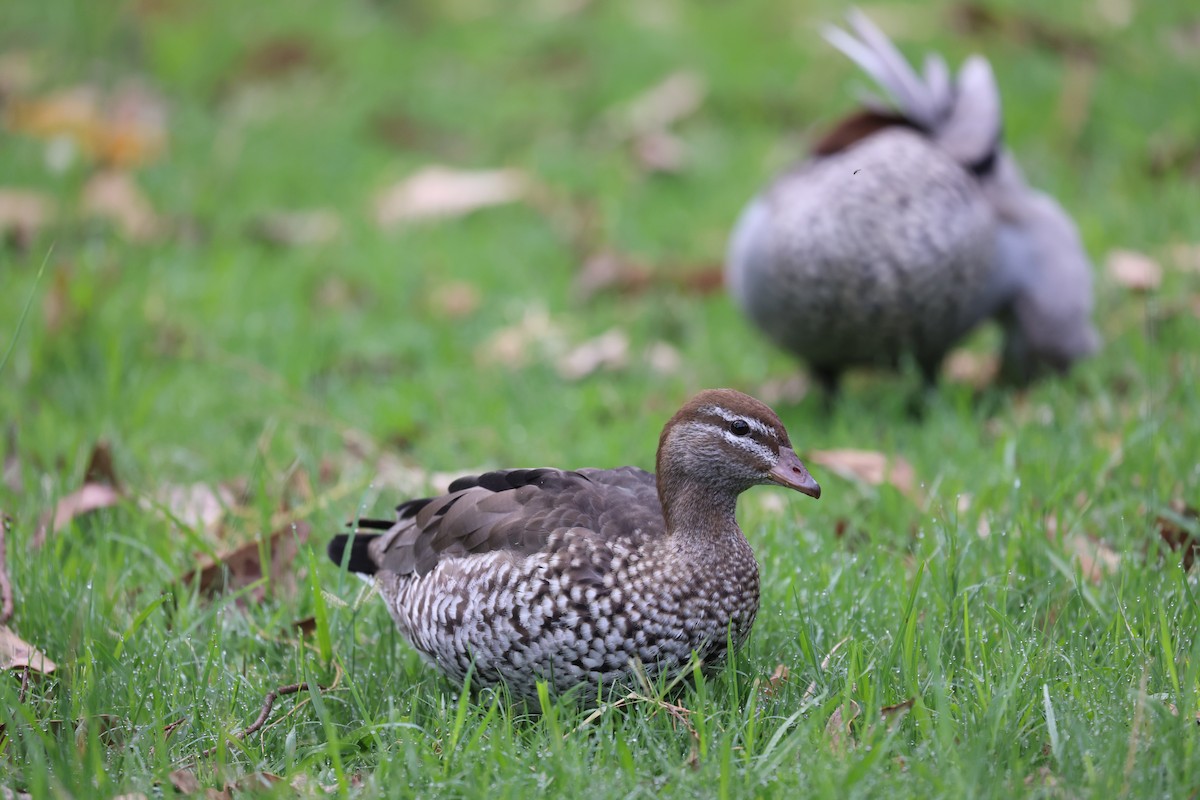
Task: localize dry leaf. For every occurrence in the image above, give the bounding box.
[608,71,706,139]
[238,36,322,81]
[180,521,312,601]
[943,350,999,388]
[429,281,481,319]
[557,328,630,380]
[34,484,123,548]
[756,375,809,406]
[880,698,915,728]
[141,483,237,537]
[168,769,200,794]
[1169,243,1200,273]
[1062,531,1120,584]
[6,82,167,168]
[762,664,789,699]
[250,209,340,247]
[374,165,529,227]
[1157,503,1200,571]
[632,130,689,174]
[1106,249,1162,292]
[573,251,652,301]
[81,171,161,241]
[0,189,54,249]
[84,440,120,488]
[476,307,562,368]
[825,699,861,754]
[0,625,56,674]
[644,341,681,376]
[807,449,918,500]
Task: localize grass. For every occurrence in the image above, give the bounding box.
[2,0,1199,796]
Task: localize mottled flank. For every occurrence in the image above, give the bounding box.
[726,11,1099,389]
[328,389,820,699]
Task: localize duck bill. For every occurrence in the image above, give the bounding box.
[769,447,821,499]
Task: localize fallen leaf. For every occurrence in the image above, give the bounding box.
[1169,243,1200,273]
[34,483,123,548]
[1106,249,1162,291]
[6,82,167,168]
[84,440,120,488]
[762,664,789,698]
[81,171,161,241]
[293,616,318,637]
[573,251,652,301]
[943,350,999,388]
[168,769,200,794]
[607,70,706,139]
[644,341,681,376]
[249,209,340,247]
[237,36,322,81]
[179,521,312,601]
[632,130,689,174]
[374,165,529,227]
[0,189,54,249]
[1156,503,1200,571]
[880,698,915,727]
[557,328,630,380]
[0,625,56,674]
[476,306,562,368]
[756,374,809,406]
[825,699,861,754]
[1055,523,1120,584]
[429,281,481,319]
[807,449,918,500]
[140,483,237,538]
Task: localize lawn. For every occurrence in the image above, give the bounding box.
[1,0,1198,796]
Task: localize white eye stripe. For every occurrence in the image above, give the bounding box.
[699,405,775,439]
[720,430,776,462]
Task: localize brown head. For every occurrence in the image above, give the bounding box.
[655,389,820,527]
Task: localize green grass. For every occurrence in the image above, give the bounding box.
[2,0,1199,796]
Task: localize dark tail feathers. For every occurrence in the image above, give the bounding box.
[327,532,380,575]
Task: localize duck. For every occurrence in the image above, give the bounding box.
[327,388,821,699]
[725,10,1099,393]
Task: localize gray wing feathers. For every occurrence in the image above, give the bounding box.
[934,56,1001,166]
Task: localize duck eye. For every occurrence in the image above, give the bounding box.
[729,419,751,437]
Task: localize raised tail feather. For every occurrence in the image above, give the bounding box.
[328,530,383,574]
[823,8,1001,169]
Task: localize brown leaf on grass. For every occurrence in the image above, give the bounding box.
[84,440,120,488]
[1156,502,1200,571]
[476,307,562,368]
[249,209,340,247]
[880,698,915,726]
[573,251,724,302]
[374,166,530,227]
[1048,515,1120,584]
[81,171,161,241]
[762,664,789,699]
[238,36,323,81]
[179,521,312,601]
[168,769,200,794]
[429,281,481,319]
[606,70,707,139]
[632,130,689,174]
[0,189,54,250]
[140,482,238,538]
[1106,249,1162,291]
[557,328,630,381]
[825,699,861,754]
[807,449,918,500]
[0,625,56,674]
[6,82,168,169]
[644,341,682,376]
[943,350,999,388]
[34,484,123,549]
[756,375,809,406]
[1169,243,1200,274]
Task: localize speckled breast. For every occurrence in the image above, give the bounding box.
[379,533,761,699]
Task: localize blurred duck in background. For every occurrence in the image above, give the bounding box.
[725,10,1099,396]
